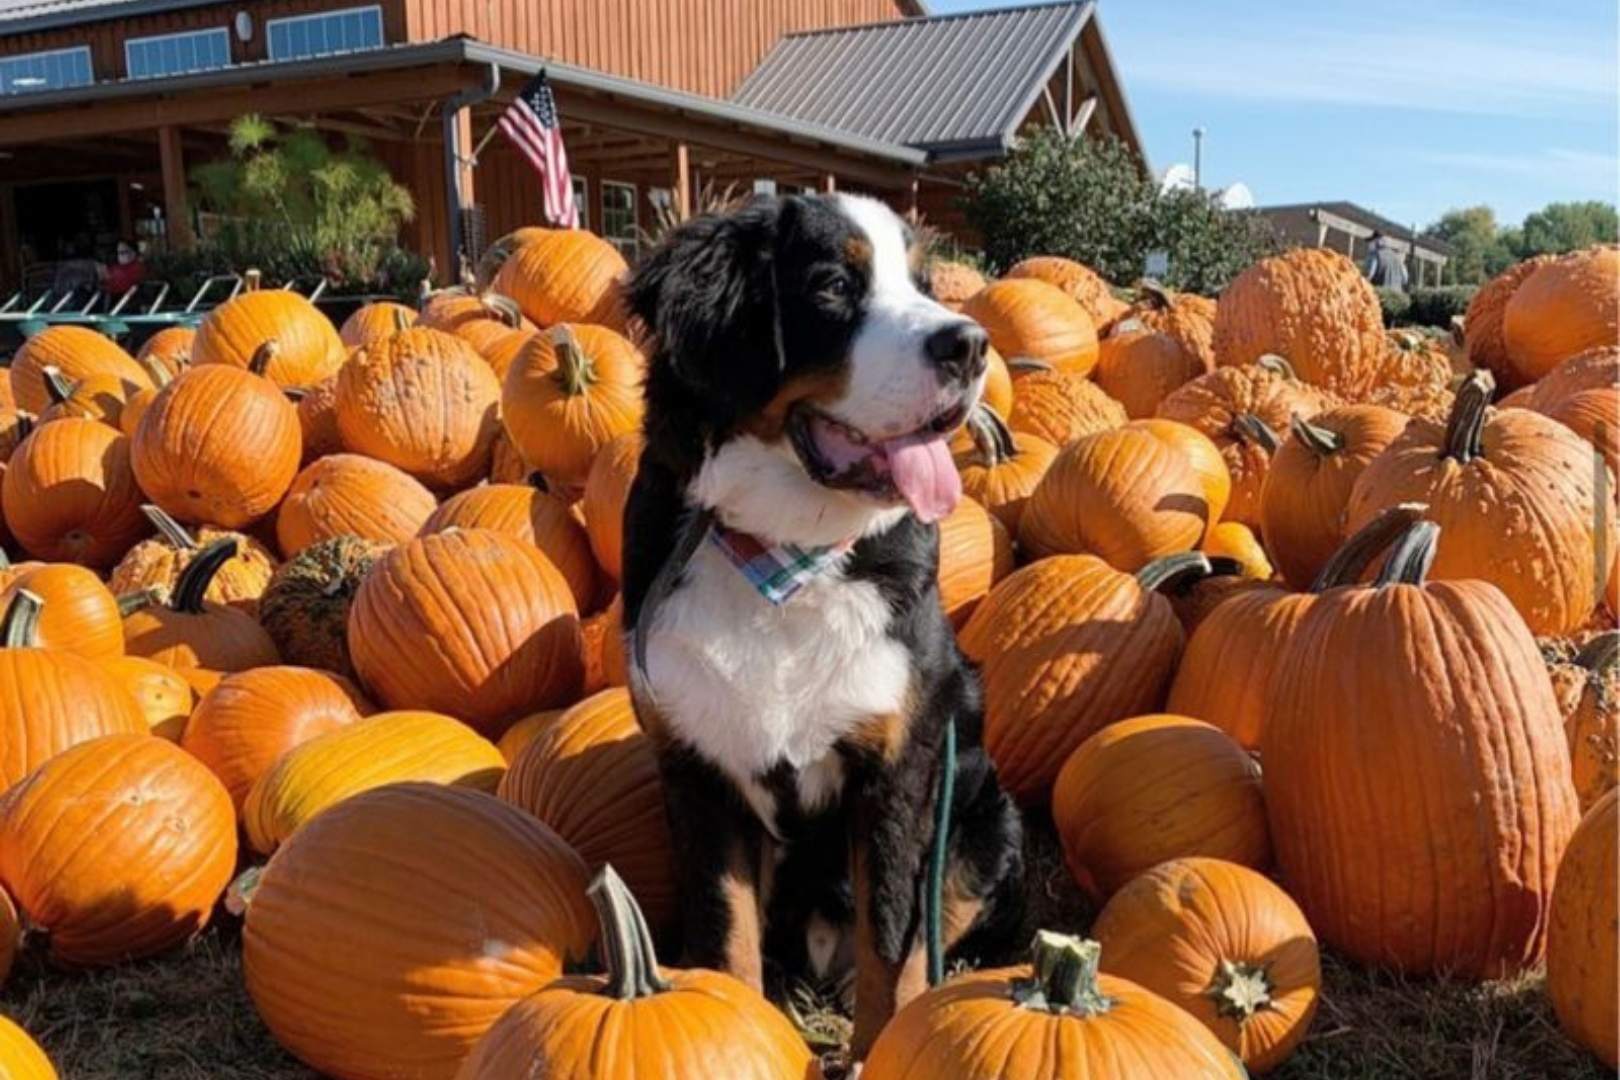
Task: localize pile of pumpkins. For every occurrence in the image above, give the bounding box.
[0,223,1612,1079]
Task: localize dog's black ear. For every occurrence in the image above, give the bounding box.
[627,197,781,398]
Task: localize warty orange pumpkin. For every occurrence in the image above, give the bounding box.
[962,277,1100,377]
[927,259,987,312]
[291,374,344,465]
[1094,322,1206,419]
[579,430,643,582]
[1525,345,1618,413]
[489,227,630,330]
[1126,279,1217,371]
[1546,632,1619,813]
[121,538,281,672]
[1545,788,1617,1069]
[1538,385,1618,481]
[0,733,236,967]
[9,325,151,415]
[1004,368,1125,447]
[1502,245,1619,385]
[347,528,584,736]
[420,478,598,613]
[2,416,147,568]
[108,504,277,616]
[0,562,122,659]
[255,535,383,680]
[242,782,594,1080]
[1004,255,1129,330]
[275,453,438,558]
[192,279,346,389]
[951,407,1057,535]
[1464,254,1559,392]
[1091,856,1321,1073]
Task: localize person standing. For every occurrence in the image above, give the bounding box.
[104,240,147,298]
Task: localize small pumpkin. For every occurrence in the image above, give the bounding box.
[36,365,135,427]
[1546,632,1619,813]
[121,538,281,672]
[102,655,194,740]
[928,260,987,312]
[489,227,630,330]
[1004,256,1129,330]
[9,325,151,415]
[276,453,438,558]
[1094,323,1205,419]
[0,562,122,658]
[1201,521,1271,580]
[338,300,417,349]
[192,279,346,389]
[255,535,384,680]
[1004,368,1125,447]
[1545,789,1618,1068]
[962,278,1100,377]
[418,287,537,357]
[1091,857,1321,1073]
[0,733,236,967]
[243,710,505,854]
[1502,246,1619,385]
[420,478,598,613]
[2,417,147,568]
[136,325,195,381]
[951,407,1056,536]
[580,431,643,582]
[502,324,645,493]
[109,504,278,616]
[1052,714,1271,899]
[1126,279,1217,371]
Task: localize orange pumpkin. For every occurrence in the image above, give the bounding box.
[1004,256,1129,329]
[1259,404,1408,589]
[1546,789,1617,1068]
[0,408,33,463]
[131,343,302,528]
[495,709,562,764]
[1052,715,1270,899]
[121,538,281,672]
[102,655,194,740]
[9,326,151,414]
[490,228,630,330]
[108,504,278,616]
[962,278,1099,377]
[1126,279,1217,371]
[0,733,236,967]
[276,453,438,557]
[581,594,628,695]
[1019,425,1206,569]
[1127,417,1231,531]
[182,664,369,812]
[863,931,1245,1080]
[136,325,195,381]
[242,783,594,1080]
[1547,632,1619,813]
[1212,247,1385,397]
[502,324,645,493]
[0,1015,54,1080]
[1201,521,1271,580]
[1502,246,1620,384]
[0,562,122,658]
[480,326,536,381]
[458,866,810,1080]
[580,430,643,582]
[1091,857,1321,1073]
[347,529,584,736]
[418,287,537,357]
[936,495,1013,628]
[36,365,136,427]
[335,326,502,489]
[338,300,416,349]
[928,259,987,312]
[951,408,1056,536]
[1539,385,1619,480]
[1004,368,1125,446]
[192,281,346,389]
[1465,254,1559,391]
[488,427,530,483]
[2,416,147,568]
[292,374,344,464]
[1525,345,1618,413]
[0,590,146,791]
[979,345,1014,418]
[1094,324,1205,419]
[958,553,1190,804]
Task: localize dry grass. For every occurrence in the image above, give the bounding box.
[0,823,1605,1079]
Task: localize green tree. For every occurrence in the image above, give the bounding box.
[1428,206,1497,284]
[1516,201,1619,257]
[961,128,1276,295]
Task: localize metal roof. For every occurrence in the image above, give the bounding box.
[732,1,1093,158]
[0,0,226,33]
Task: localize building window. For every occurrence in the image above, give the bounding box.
[267,6,384,62]
[752,179,777,196]
[0,46,92,95]
[601,181,638,259]
[126,28,231,79]
[571,178,589,231]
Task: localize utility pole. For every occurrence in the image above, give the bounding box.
[1192,127,1205,191]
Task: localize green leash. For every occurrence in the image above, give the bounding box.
[925,717,956,987]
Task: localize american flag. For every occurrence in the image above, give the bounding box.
[498,71,579,228]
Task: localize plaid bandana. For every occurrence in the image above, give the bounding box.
[709,523,856,606]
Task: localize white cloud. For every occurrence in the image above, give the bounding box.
[1415,147,1618,184]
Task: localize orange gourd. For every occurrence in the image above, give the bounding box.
[1126,279,1217,371]
[502,324,645,492]
[580,431,643,582]
[951,407,1056,535]
[136,325,195,381]
[102,655,193,741]
[1004,368,1125,446]
[490,228,630,330]
[121,538,281,672]
[1465,254,1558,391]
[1502,246,1619,384]
[936,495,1013,629]
[420,479,598,612]
[0,734,236,967]
[0,1015,54,1080]
[276,453,438,557]
[1094,324,1205,419]
[338,300,416,349]
[962,278,1100,377]
[9,326,151,414]
[928,260,987,312]
[1545,789,1617,1068]
[108,504,277,616]
[0,562,121,658]
[1004,256,1129,329]
[292,374,344,464]
[2,417,147,568]
[192,280,345,389]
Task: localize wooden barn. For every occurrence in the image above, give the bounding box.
[0,0,1143,291]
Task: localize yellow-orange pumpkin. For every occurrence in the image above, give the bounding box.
[0,562,122,659]
[951,407,1056,535]
[935,495,1013,628]
[0,1013,53,1080]
[337,300,416,349]
[419,480,598,613]
[192,283,346,389]
[1094,324,1205,419]
[490,228,630,330]
[1502,246,1619,385]
[102,655,193,740]
[502,324,645,493]
[1004,256,1129,330]
[1546,789,1617,1068]
[580,430,643,582]
[2,417,147,568]
[9,326,151,415]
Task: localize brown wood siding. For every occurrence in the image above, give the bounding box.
[0,1,408,77]
[403,0,911,97]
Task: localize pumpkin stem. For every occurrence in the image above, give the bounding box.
[392,307,413,334]
[141,504,199,550]
[482,292,524,329]
[1005,357,1053,376]
[1255,354,1298,380]
[1289,412,1343,456]
[1442,370,1494,464]
[1574,630,1620,675]
[12,414,34,444]
[1134,278,1174,311]
[966,405,1018,467]
[524,470,551,494]
[40,365,75,406]
[552,325,595,396]
[1013,932,1114,1017]
[1135,551,1215,592]
[282,387,308,403]
[1231,413,1280,454]
[474,232,525,293]
[1207,958,1277,1021]
[170,537,238,613]
[588,865,672,999]
[224,866,263,917]
[0,590,44,648]
[1311,503,1429,591]
[1373,519,1441,588]
[117,589,161,617]
[248,340,280,378]
[244,268,262,292]
[1108,317,1147,337]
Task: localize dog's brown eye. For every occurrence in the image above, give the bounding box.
[819,275,851,301]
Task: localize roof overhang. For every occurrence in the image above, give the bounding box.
[0,0,227,37]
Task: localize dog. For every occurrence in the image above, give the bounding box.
[622,192,1023,1055]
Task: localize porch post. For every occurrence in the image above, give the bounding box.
[671,140,691,219]
[906,177,919,217]
[821,173,837,193]
[158,125,194,251]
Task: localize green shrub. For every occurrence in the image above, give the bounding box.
[1403,286,1476,328]
[1375,288,1412,326]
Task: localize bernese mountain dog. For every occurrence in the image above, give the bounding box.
[623,192,1023,1054]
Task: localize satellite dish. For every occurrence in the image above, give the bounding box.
[1160,163,1196,193]
[1218,182,1255,210]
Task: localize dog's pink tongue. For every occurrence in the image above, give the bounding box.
[882,431,961,523]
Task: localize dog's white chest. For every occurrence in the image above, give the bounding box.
[642,541,910,810]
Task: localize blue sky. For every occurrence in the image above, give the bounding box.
[929,0,1619,228]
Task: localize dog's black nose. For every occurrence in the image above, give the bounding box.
[925,321,988,382]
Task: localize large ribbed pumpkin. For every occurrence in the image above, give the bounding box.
[1052,715,1270,899]
[192,283,345,389]
[182,665,368,812]
[1540,385,1619,481]
[951,408,1056,535]
[1259,404,1408,589]
[335,326,502,489]
[9,326,151,414]
[2,417,147,568]
[243,710,505,854]
[1465,254,1558,391]
[1525,345,1618,413]
[0,1015,55,1080]
[963,278,1100,376]
[1091,857,1321,1074]
[131,346,302,528]
[109,505,277,615]
[1167,585,1312,751]
[497,688,675,932]
[275,453,437,557]
[0,734,236,967]
[490,228,629,330]
[936,495,1013,628]
[1004,256,1129,329]
[457,867,810,1080]
[0,591,146,791]
[958,553,1190,804]
[122,539,281,672]
[1004,368,1125,447]
[1094,324,1205,419]
[348,529,584,735]
[0,562,122,659]
[1345,371,1611,636]
[1212,247,1385,397]
[1019,425,1206,569]
[502,324,644,492]
[256,535,383,680]
[863,932,1244,1080]
[1262,520,1579,977]
[242,783,594,1080]
[419,480,597,612]
[580,431,643,582]
[1127,417,1231,531]
[1502,246,1620,385]
[338,300,416,349]
[1546,789,1617,1068]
